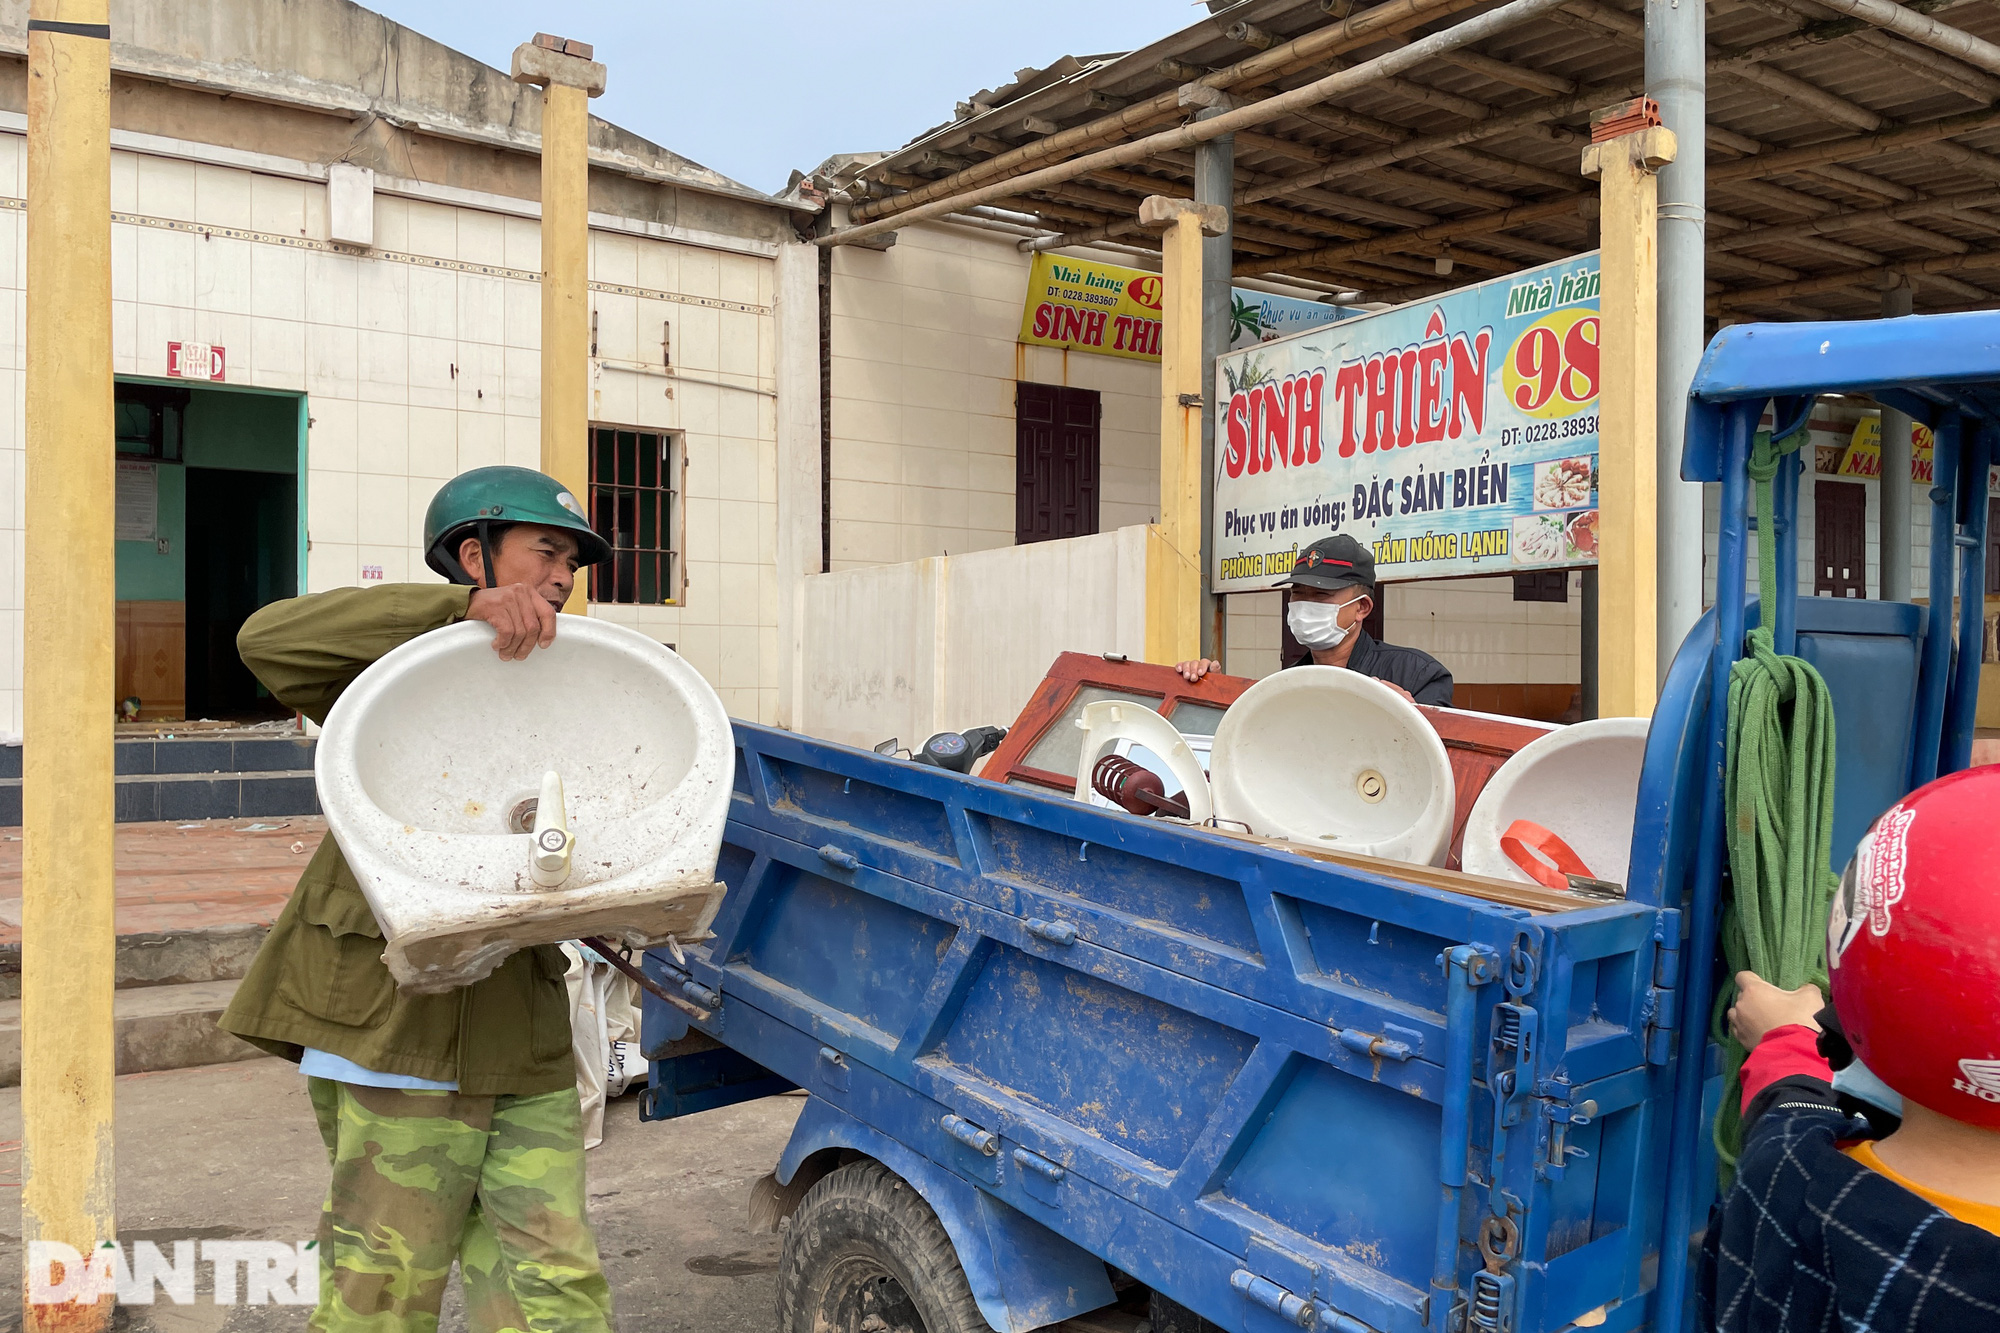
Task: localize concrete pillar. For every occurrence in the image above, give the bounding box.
[1647,0,1707,678]
[512,34,606,613]
[1139,195,1227,668]
[774,243,823,730]
[22,3,116,1328]
[1881,279,1916,602]
[1195,110,1234,663]
[1583,125,1678,718]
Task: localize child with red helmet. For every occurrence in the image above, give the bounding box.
[1700,766,2000,1331]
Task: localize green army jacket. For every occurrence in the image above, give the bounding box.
[219,583,575,1096]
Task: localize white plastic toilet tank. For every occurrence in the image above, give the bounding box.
[1208,666,1454,866]
[1460,716,1650,888]
[316,616,734,993]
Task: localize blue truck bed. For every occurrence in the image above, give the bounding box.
[641,720,1682,1333]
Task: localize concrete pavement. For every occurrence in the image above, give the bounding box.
[0,1057,804,1332]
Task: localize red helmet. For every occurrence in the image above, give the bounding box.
[1828,765,2000,1128]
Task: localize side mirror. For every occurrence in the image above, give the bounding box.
[873,738,900,756]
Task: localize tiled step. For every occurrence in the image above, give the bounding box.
[0,733,316,779]
[0,978,263,1086]
[0,735,321,824]
[0,922,269,1001]
[0,821,314,1078]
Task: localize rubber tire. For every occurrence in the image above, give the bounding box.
[777,1159,997,1333]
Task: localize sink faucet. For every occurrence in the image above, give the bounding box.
[530,770,575,887]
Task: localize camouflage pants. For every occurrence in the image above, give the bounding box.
[305,1077,613,1333]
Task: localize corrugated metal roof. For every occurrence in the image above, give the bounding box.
[823,0,2000,319]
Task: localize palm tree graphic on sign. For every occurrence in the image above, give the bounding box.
[1229,294,1263,347]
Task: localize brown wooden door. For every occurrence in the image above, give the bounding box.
[116,601,186,720]
[1815,480,1867,598]
[1016,382,1100,545]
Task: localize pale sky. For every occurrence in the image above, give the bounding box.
[362,1,1190,196]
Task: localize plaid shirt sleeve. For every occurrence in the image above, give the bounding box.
[1700,1097,2000,1332]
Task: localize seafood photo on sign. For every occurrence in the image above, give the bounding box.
[1533,455,1594,510]
[1566,509,1599,560]
[1513,513,1567,563]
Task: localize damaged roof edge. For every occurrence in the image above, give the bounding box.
[0,17,809,214]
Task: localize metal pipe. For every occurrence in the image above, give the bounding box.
[1708,105,2000,186]
[581,937,713,1022]
[1581,566,1600,719]
[1196,112,1234,663]
[1881,281,1916,603]
[1654,399,1754,1333]
[819,0,1575,250]
[1944,425,1991,773]
[1913,412,1961,786]
[1803,0,2000,74]
[1234,194,1591,279]
[1774,448,1800,656]
[1650,0,1708,687]
[848,0,1488,225]
[1710,247,2000,311]
[1430,945,1487,1333]
[22,3,115,1326]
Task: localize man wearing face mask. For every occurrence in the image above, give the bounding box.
[1175,534,1454,705]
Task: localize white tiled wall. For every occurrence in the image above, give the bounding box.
[1389,575,1582,684]
[0,135,782,732]
[828,223,1160,569]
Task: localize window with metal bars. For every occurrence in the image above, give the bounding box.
[588,425,678,605]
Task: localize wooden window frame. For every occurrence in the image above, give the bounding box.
[587,424,683,607]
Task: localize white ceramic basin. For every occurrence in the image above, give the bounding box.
[1072,698,1214,823]
[316,616,733,993]
[1208,666,1454,866]
[1461,716,1649,888]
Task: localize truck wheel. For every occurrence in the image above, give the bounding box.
[777,1159,997,1333]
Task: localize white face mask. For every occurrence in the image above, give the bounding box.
[1288,596,1363,651]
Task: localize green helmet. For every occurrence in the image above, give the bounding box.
[422,466,613,585]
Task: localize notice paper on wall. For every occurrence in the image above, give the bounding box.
[1211,253,1603,591]
[115,460,159,542]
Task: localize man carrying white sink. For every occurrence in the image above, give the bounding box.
[221,465,618,1333]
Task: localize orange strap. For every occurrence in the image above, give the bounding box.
[1500,819,1595,890]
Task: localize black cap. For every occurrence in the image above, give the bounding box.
[1279,534,1374,591]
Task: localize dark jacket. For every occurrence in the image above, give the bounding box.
[1284,627,1455,705]
[1700,1027,2000,1331]
[219,584,576,1096]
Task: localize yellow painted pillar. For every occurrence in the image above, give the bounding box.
[1582,124,1676,718]
[22,2,115,1328]
[512,34,606,613]
[1138,196,1227,667]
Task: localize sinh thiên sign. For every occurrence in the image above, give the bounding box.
[1018,251,1358,363]
[1212,254,1603,591]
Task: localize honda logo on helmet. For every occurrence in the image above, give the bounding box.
[1955,1057,2000,1103]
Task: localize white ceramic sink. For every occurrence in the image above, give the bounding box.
[1461,716,1649,888]
[316,615,733,992]
[1208,666,1454,866]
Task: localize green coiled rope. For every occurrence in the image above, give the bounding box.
[1711,426,1841,1188]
